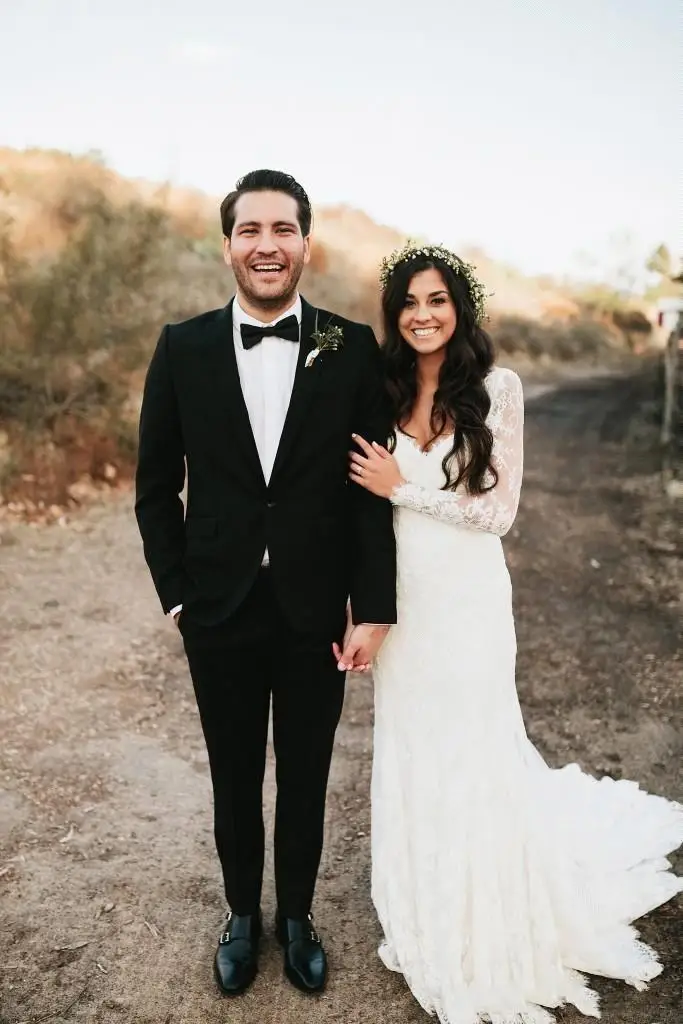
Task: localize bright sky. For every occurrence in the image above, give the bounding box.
[1,0,680,282]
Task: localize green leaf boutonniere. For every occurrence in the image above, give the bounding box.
[305,313,344,368]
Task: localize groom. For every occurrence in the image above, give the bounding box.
[134,170,396,996]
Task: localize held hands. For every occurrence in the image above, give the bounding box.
[333,623,390,674]
[349,435,405,498]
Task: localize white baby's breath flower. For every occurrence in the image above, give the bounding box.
[379,241,491,324]
[306,316,344,369]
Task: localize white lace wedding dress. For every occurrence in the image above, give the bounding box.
[371,365,683,1024]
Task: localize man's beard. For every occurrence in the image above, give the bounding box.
[232,258,305,314]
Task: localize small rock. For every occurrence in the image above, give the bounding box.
[590,558,601,569]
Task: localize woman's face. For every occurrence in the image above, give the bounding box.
[397,267,457,357]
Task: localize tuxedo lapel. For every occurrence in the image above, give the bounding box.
[269,297,321,486]
[209,301,266,488]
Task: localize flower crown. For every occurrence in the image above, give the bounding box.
[379,241,490,323]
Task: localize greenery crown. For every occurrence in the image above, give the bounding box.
[379,241,490,323]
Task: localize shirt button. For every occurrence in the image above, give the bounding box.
[267,501,276,508]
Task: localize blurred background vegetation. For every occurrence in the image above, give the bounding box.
[0,147,678,508]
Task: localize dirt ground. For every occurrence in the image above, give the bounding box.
[1,361,681,1024]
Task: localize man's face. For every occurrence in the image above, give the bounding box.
[224,190,310,312]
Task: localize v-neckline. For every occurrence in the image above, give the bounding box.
[397,428,455,456]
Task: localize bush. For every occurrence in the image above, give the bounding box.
[0,187,230,428]
[0,187,230,501]
[493,315,621,363]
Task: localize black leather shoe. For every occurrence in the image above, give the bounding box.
[214,911,261,996]
[275,912,327,993]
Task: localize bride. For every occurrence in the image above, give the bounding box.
[349,242,683,1024]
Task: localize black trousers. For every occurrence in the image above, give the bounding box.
[180,569,346,918]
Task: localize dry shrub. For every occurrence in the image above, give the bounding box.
[492,315,623,363]
[0,188,227,413]
[0,186,226,498]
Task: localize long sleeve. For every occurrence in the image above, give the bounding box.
[391,368,524,537]
[134,325,187,613]
[349,328,398,624]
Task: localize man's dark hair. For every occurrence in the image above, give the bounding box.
[220,169,312,238]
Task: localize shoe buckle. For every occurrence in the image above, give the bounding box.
[307,913,320,943]
[219,911,233,944]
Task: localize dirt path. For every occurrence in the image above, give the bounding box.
[1,362,680,1024]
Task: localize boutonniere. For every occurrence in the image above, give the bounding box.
[305,312,344,368]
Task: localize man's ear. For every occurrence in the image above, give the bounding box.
[223,236,232,268]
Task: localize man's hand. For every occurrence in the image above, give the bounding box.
[333,623,390,673]
[332,609,355,669]
[332,610,357,670]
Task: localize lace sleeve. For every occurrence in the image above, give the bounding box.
[390,368,524,536]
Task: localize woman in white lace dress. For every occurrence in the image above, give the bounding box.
[349,243,683,1024]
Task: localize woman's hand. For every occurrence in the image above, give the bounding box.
[349,434,405,498]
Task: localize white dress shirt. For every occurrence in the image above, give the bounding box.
[232,293,301,488]
[169,294,301,618]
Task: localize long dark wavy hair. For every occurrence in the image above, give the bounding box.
[382,255,497,494]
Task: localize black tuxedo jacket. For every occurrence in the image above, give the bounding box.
[134,297,397,635]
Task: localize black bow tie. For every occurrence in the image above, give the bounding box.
[240,314,300,350]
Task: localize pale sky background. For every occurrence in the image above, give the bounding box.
[1,0,680,284]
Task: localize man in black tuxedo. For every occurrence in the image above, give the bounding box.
[134,170,396,996]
